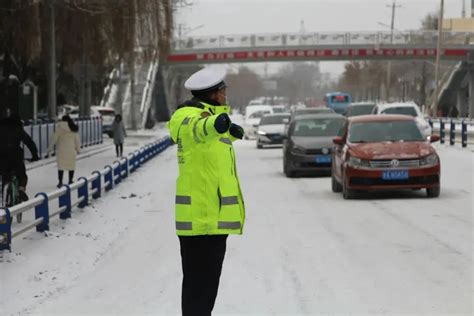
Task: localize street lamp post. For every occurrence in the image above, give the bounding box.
[431,0,445,116]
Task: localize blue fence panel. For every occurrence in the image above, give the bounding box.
[449,120,455,146]
[0,208,12,251]
[439,119,445,144]
[77,177,89,208]
[34,193,49,232]
[104,165,114,192]
[58,185,72,220]
[91,171,102,199]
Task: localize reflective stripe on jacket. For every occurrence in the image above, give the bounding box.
[168,102,245,236]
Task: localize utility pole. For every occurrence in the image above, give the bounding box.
[431,0,444,116]
[47,0,56,119]
[386,0,401,102]
[129,0,137,130]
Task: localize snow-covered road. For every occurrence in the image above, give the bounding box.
[1,136,473,315]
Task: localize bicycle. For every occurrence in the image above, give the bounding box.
[0,172,23,224]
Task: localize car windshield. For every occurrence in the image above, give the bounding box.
[249,110,271,119]
[346,104,375,116]
[292,118,345,137]
[272,107,287,113]
[381,106,418,117]
[98,110,115,116]
[349,120,425,143]
[260,115,290,125]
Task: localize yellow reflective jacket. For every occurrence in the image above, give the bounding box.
[167,101,245,236]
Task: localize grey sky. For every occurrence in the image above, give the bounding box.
[176,0,464,77]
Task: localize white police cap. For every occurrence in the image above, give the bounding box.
[184,67,226,93]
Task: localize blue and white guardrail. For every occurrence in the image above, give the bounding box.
[428,118,474,148]
[0,136,172,251]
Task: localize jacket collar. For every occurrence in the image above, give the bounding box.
[177,98,230,115]
[200,101,230,115]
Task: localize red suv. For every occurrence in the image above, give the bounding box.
[331,115,441,199]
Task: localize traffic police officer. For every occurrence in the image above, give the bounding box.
[168,67,245,315]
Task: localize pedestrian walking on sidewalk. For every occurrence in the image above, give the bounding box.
[48,115,81,188]
[111,114,126,157]
[167,67,246,316]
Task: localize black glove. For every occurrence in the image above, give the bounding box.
[229,123,244,139]
[214,113,231,134]
[30,154,40,162]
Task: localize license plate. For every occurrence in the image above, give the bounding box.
[315,155,331,163]
[382,170,409,180]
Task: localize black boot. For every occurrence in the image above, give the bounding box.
[68,170,74,184]
[18,189,29,202]
[57,170,64,188]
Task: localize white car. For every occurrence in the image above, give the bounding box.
[243,105,274,139]
[256,113,290,148]
[372,102,432,137]
[68,106,116,137]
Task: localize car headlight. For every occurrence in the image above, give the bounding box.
[420,154,438,166]
[348,156,369,167]
[257,130,267,135]
[291,144,305,154]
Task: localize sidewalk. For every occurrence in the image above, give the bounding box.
[15,129,168,227]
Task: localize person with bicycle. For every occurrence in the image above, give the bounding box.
[0,106,39,203]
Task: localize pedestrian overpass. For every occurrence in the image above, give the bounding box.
[167,30,473,64]
[162,30,474,118]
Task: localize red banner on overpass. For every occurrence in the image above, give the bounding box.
[167,48,470,63]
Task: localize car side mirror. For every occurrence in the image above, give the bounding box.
[429,134,440,143]
[333,136,344,145]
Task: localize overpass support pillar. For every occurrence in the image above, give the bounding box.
[470,66,474,119]
[457,89,468,117]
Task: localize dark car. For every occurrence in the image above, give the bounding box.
[289,107,335,121]
[331,114,441,199]
[284,107,336,135]
[283,113,345,177]
[344,102,376,117]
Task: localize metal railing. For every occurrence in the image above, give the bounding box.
[0,136,173,251]
[172,30,473,50]
[23,117,103,160]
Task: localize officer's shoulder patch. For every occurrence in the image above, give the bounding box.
[200,111,211,118]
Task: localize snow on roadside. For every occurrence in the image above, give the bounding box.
[0,146,177,316]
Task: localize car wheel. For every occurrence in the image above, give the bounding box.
[332,173,342,192]
[342,174,356,199]
[283,157,295,178]
[426,186,440,198]
[256,140,263,149]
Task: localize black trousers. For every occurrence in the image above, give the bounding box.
[115,143,123,157]
[0,155,28,188]
[58,170,74,184]
[179,235,228,316]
